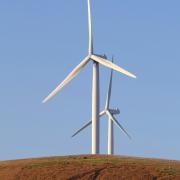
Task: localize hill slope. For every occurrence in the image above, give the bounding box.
[0,155,180,180]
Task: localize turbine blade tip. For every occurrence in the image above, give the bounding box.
[71,134,76,138]
[42,99,47,104]
[130,74,137,79]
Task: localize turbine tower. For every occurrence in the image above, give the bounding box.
[72,58,131,155]
[42,0,136,154]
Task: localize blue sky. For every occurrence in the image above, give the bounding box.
[0,0,180,160]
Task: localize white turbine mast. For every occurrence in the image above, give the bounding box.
[42,0,136,155]
[72,57,131,155]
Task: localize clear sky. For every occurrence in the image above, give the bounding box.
[0,0,180,160]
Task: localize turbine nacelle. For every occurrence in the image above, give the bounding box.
[94,54,107,59]
[109,108,120,115]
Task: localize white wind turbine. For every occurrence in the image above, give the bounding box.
[72,57,131,155]
[42,0,136,154]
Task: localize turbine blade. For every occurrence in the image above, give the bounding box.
[42,56,90,103]
[87,0,93,54]
[105,62,113,109]
[99,110,106,117]
[71,110,105,138]
[72,121,92,138]
[107,111,132,139]
[91,55,136,79]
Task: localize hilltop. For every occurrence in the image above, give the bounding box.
[0,155,180,179]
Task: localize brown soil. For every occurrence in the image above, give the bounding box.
[0,155,180,180]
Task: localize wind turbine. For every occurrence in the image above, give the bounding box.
[72,57,131,155]
[42,0,136,154]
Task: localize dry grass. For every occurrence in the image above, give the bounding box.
[0,155,180,179]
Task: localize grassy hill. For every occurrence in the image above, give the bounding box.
[0,155,180,180]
